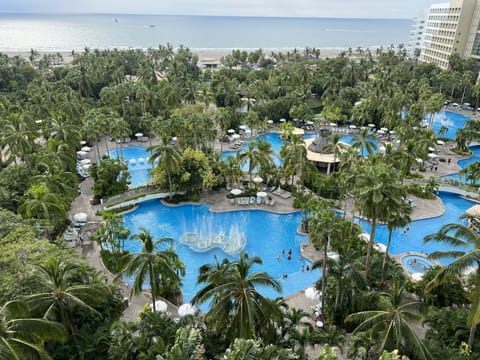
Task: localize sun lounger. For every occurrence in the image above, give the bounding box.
[230,198,236,205]
[281,190,292,199]
[250,196,256,205]
[273,188,283,196]
[269,199,276,206]
[256,196,262,205]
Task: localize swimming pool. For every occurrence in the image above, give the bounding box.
[108,146,154,188]
[122,201,320,309]
[339,135,378,156]
[442,145,480,184]
[356,191,473,264]
[428,110,471,139]
[401,255,436,274]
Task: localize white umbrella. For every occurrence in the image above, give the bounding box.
[267,119,274,124]
[374,243,387,253]
[379,145,386,152]
[231,188,242,196]
[305,287,321,301]
[227,129,235,134]
[80,140,87,145]
[280,118,286,123]
[329,122,337,127]
[256,191,267,197]
[411,273,424,282]
[306,120,314,125]
[135,132,144,137]
[76,151,87,158]
[389,130,396,135]
[138,157,145,163]
[150,300,168,312]
[316,320,324,328]
[377,130,385,135]
[79,159,91,164]
[178,303,197,317]
[244,129,252,134]
[380,127,389,132]
[252,176,263,183]
[367,123,375,128]
[428,146,436,152]
[82,164,92,170]
[130,159,137,164]
[232,134,241,139]
[73,212,88,223]
[354,101,362,106]
[171,136,178,141]
[416,157,423,164]
[428,153,438,159]
[349,124,357,129]
[239,125,248,130]
[437,140,445,145]
[359,232,370,242]
[81,146,91,152]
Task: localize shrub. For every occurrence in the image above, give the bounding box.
[100,249,129,274]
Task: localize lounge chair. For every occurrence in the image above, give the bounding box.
[250,196,255,205]
[269,199,276,206]
[256,196,262,205]
[281,191,292,199]
[273,188,283,196]
[230,198,236,205]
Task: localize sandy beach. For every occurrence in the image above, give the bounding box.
[2,47,347,64]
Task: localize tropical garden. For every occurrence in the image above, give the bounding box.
[1,44,480,358]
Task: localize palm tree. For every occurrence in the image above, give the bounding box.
[353,161,403,278]
[322,132,349,171]
[280,134,308,192]
[0,300,67,360]
[148,136,181,199]
[383,201,412,272]
[346,280,432,359]
[24,258,108,335]
[117,228,182,309]
[192,253,282,341]
[309,207,342,312]
[351,128,377,159]
[424,214,480,348]
[239,140,262,186]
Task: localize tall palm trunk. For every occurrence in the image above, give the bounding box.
[167,170,174,199]
[322,242,328,312]
[382,228,393,273]
[364,219,377,278]
[149,263,157,312]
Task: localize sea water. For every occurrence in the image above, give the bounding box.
[0,13,411,52]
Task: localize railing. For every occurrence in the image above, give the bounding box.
[103,185,160,207]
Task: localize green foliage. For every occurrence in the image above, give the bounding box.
[98,204,136,216]
[91,156,130,198]
[101,249,130,274]
[406,266,468,307]
[405,183,436,199]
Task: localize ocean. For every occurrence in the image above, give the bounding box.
[0,13,412,53]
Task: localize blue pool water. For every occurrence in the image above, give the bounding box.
[108,146,154,188]
[442,145,480,184]
[357,191,473,264]
[122,202,319,309]
[339,135,378,156]
[401,255,436,274]
[428,110,471,139]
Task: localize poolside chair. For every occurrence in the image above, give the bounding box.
[230,198,236,205]
[250,196,256,205]
[269,199,276,207]
[256,196,262,205]
[281,191,292,199]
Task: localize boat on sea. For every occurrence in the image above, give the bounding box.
[148,24,155,27]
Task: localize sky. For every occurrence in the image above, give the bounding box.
[0,0,438,19]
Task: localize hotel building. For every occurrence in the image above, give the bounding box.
[419,0,478,69]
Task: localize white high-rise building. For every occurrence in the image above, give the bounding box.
[407,12,426,59]
[419,0,477,69]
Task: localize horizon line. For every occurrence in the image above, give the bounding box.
[0,11,413,21]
